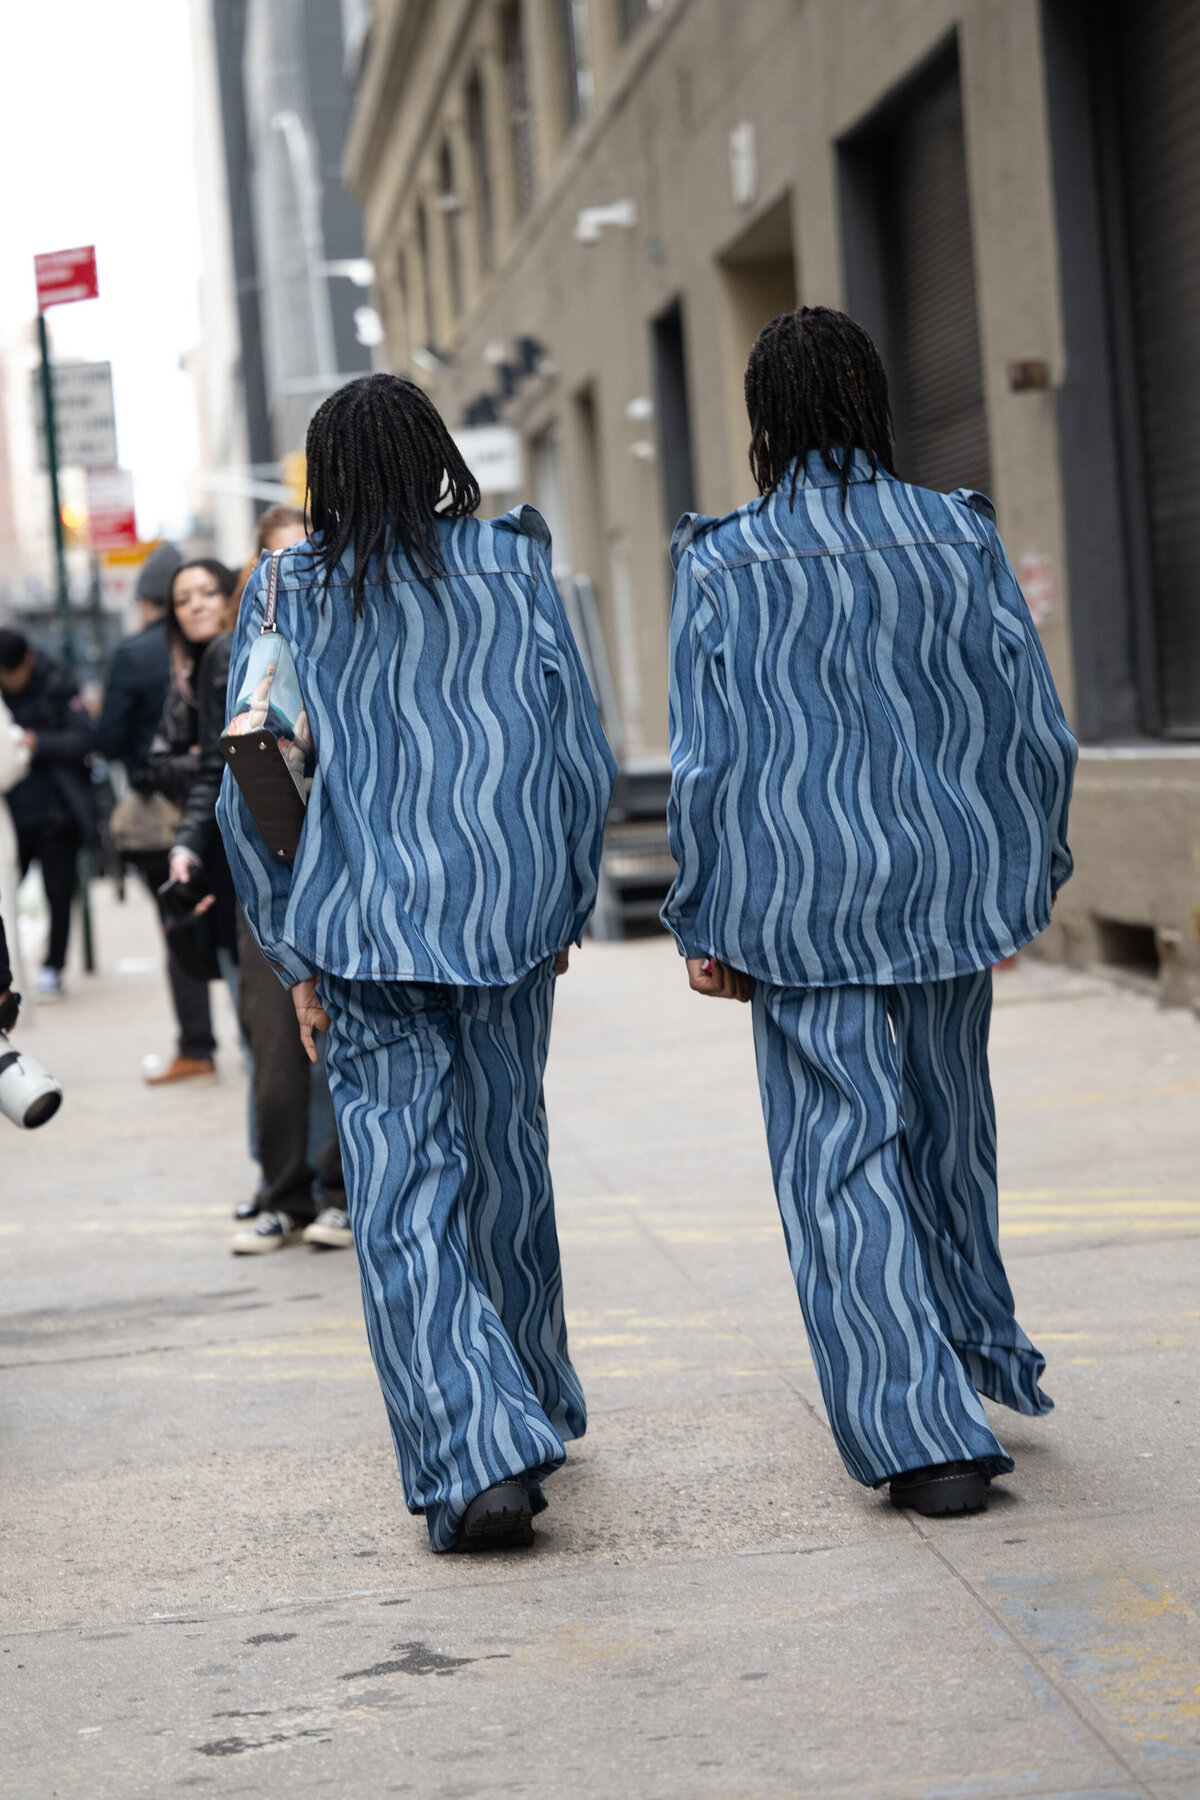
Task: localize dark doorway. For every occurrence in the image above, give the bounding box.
[1103,0,1200,735]
[652,299,697,533]
[840,39,990,496]
[1042,0,1200,738]
[718,195,798,505]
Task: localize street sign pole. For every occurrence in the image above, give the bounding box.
[36,311,73,664]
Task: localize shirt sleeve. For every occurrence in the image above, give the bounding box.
[532,550,617,945]
[986,534,1078,893]
[661,551,730,957]
[215,564,314,988]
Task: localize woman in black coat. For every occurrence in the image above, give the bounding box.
[165,534,350,1258]
[147,560,240,1037]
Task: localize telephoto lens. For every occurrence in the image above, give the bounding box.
[0,1034,63,1129]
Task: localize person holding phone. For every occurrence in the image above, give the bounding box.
[169,511,349,1257]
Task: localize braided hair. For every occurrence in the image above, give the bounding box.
[304,374,480,615]
[745,305,895,507]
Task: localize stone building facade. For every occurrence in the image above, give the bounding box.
[346,0,1200,1007]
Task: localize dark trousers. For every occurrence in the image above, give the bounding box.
[17,819,80,972]
[130,852,216,1060]
[236,908,344,1223]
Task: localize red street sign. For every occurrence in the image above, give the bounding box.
[85,468,138,551]
[34,246,99,311]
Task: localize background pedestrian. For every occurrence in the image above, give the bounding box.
[0,629,97,999]
[169,508,350,1255]
[92,541,220,1082]
[0,691,31,1004]
[147,561,241,1057]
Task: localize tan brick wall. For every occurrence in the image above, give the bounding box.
[347,0,1200,1005]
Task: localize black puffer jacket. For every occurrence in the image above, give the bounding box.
[148,639,238,953]
[4,652,98,844]
[174,632,232,868]
[146,676,200,809]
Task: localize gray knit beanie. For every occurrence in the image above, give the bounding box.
[136,541,183,604]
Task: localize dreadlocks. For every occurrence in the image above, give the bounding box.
[745,305,895,508]
[304,373,480,615]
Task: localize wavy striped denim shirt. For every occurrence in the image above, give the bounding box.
[217,507,616,989]
[661,451,1077,988]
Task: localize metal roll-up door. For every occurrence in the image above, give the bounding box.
[1113,0,1200,734]
[878,58,991,496]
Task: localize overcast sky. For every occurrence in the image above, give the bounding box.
[0,0,203,544]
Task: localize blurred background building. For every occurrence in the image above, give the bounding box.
[189,0,375,560]
[343,0,1200,1004]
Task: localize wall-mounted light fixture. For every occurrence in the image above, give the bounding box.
[574,199,638,245]
[1007,360,1050,392]
[354,306,385,348]
[729,121,758,209]
[318,258,376,287]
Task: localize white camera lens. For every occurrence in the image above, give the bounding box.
[0,1035,63,1130]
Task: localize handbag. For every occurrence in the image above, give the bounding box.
[219,549,312,864]
[109,787,181,855]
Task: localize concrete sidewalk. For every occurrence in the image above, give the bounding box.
[1,881,1198,1799]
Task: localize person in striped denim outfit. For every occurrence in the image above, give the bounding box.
[663,307,1077,1517]
[218,375,615,1551]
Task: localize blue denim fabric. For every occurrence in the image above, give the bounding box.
[752,969,1051,1486]
[318,958,584,1551]
[219,506,616,991]
[662,452,1078,987]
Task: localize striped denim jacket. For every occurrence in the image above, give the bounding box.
[217,507,616,989]
[661,451,1077,988]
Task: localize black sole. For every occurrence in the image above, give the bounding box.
[890,1471,989,1516]
[455,1485,535,1551]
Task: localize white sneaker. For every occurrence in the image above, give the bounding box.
[230,1210,301,1255]
[36,966,63,999]
[302,1207,353,1249]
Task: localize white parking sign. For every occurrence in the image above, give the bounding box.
[32,360,118,470]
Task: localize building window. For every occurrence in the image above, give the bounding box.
[502,2,535,219]
[558,0,593,127]
[840,42,990,498]
[652,298,697,533]
[415,199,436,348]
[393,246,411,363]
[465,69,495,273]
[438,140,464,321]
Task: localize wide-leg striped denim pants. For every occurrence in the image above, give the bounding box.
[319,959,585,1551]
[751,970,1051,1487]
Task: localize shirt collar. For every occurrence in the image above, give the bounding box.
[786,448,890,490]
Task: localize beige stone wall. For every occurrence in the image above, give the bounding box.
[346,0,1200,1007]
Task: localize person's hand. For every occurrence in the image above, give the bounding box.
[0,988,19,1033]
[686,956,752,1003]
[169,848,199,886]
[20,730,36,756]
[291,976,331,1063]
[554,948,570,976]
